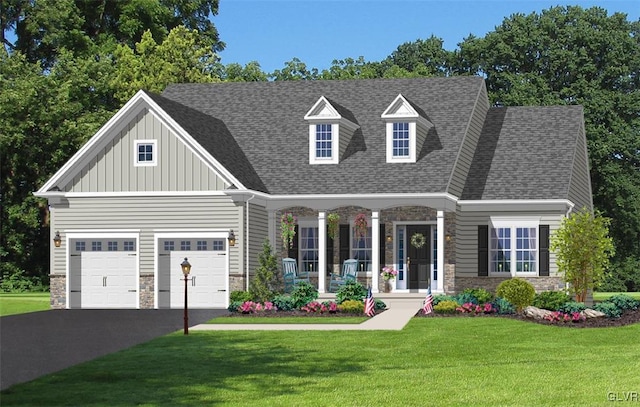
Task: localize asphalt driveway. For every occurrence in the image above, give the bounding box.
[0,309,227,391]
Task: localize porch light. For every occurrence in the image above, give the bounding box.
[446,234,452,242]
[228,230,236,247]
[181,257,192,276]
[53,231,62,248]
[386,234,393,243]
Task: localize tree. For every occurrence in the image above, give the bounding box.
[384,35,454,76]
[249,239,279,302]
[550,209,615,302]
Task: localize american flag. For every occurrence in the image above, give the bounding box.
[423,287,434,315]
[364,287,375,317]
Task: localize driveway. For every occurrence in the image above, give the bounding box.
[0,309,227,391]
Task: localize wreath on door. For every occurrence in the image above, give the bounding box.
[410,232,426,249]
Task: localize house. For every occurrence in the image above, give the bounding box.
[35,76,592,309]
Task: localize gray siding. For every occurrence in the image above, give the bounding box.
[447,84,490,197]
[247,203,269,277]
[65,109,229,192]
[455,208,563,278]
[51,196,242,276]
[567,123,593,212]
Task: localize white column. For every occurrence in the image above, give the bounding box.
[318,211,326,293]
[268,210,276,250]
[371,211,380,293]
[437,210,445,292]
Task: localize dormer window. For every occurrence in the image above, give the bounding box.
[305,96,359,165]
[381,94,433,163]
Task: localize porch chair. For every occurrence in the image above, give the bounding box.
[328,259,359,293]
[282,258,310,293]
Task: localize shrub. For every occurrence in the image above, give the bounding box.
[227,301,243,312]
[594,302,622,318]
[432,294,457,306]
[605,294,639,311]
[374,299,387,311]
[271,294,295,311]
[457,302,496,314]
[230,290,253,303]
[301,301,329,313]
[462,288,494,304]
[321,301,339,313]
[533,291,571,311]
[335,280,367,304]
[495,278,535,312]
[558,301,587,314]
[290,281,318,309]
[434,300,458,314]
[249,239,279,302]
[492,297,516,315]
[338,299,364,314]
[544,311,585,323]
[455,292,479,305]
[237,301,277,313]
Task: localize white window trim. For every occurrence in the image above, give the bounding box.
[308,123,339,165]
[134,139,157,167]
[386,121,417,163]
[489,217,540,277]
[298,220,320,274]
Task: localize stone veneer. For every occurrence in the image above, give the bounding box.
[139,274,154,309]
[50,274,66,309]
[455,276,564,294]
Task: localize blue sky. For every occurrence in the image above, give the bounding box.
[214,0,640,73]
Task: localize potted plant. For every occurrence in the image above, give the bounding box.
[354,213,368,238]
[281,212,297,249]
[327,213,340,240]
[381,266,398,292]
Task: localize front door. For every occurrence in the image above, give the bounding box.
[406,225,430,291]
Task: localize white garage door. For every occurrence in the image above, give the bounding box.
[157,239,228,309]
[69,239,137,309]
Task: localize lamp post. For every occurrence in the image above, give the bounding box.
[181,257,192,335]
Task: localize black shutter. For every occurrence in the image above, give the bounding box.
[379,223,385,266]
[339,224,350,265]
[326,225,334,276]
[539,225,550,276]
[478,225,489,277]
[287,225,299,261]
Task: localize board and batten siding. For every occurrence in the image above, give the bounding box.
[455,209,563,278]
[447,84,490,197]
[64,108,229,193]
[567,123,593,212]
[51,196,243,276]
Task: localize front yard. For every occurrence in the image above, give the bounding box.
[1,317,638,406]
[0,293,50,317]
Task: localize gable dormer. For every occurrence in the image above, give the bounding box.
[381,94,433,163]
[304,96,359,165]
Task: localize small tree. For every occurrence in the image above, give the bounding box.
[249,239,279,302]
[550,208,615,302]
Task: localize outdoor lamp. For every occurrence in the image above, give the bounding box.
[228,230,236,247]
[386,234,393,243]
[181,257,191,276]
[53,231,62,248]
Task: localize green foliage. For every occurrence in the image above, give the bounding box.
[551,209,615,302]
[337,299,364,314]
[0,269,48,293]
[432,294,458,306]
[462,288,494,305]
[532,291,572,311]
[433,300,459,314]
[604,294,639,311]
[455,292,478,305]
[271,294,296,311]
[290,282,318,309]
[558,301,587,314]
[227,301,243,312]
[491,297,516,315]
[229,291,253,304]
[335,280,367,304]
[248,239,279,303]
[593,302,622,318]
[600,256,640,292]
[495,278,535,312]
[374,299,387,311]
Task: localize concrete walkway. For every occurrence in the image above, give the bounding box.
[191,298,424,331]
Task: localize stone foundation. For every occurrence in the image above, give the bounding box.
[50,274,65,309]
[139,274,154,309]
[454,276,564,294]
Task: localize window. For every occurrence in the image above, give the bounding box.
[352,224,372,272]
[490,220,538,275]
[299,227,318,273]
[107,241,118,251]
[91,241,102,251]
[491,228,511,273]
[180,240,191,251]
[123,241,135,251]
[134,140,157,166]
[315,124,332,159]
[196,240,208,251]
[212,240,224,251]
[75,241,86,252]
[164,241,175,251]
[392,122,410,157]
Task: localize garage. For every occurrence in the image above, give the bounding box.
[68,237,138,309]
[157,237,228,309]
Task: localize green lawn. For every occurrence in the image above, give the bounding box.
[593,292,640,302]
[0,293,50,317]
[207,315,368,324]
[2,317,638,406]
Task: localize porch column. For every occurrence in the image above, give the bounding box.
[318,211,326,293]
[371,210,380,293]
[437,210,445,292]
[268,210,276,250]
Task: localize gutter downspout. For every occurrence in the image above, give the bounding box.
[245,195,255,291]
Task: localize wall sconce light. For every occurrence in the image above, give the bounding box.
[53,231,62,248]
[446,234,452,242]
[228,230,236,247]
[386,234,393,243]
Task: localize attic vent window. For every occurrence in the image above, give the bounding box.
[134,140,157,167]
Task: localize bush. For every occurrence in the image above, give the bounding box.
[271,294,295,311]
[291,281,318,309]
[532,291,571,311]
[335,280,367,304]
[434,300,458,314]
[374,299,387,311]
[228,301,243,312]
[249,239,279,302]
[462,288,494,304]
[492,297,516,315]
[495,278,535,312]
[605,294,639,311]
[594,302,622,318]
[230,291,253,303]
[455,292,478,305]
[432,294,458,306]
[338,299,364,314]
[558,301,587,314]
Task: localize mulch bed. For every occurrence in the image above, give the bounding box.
[414,308,640,328]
